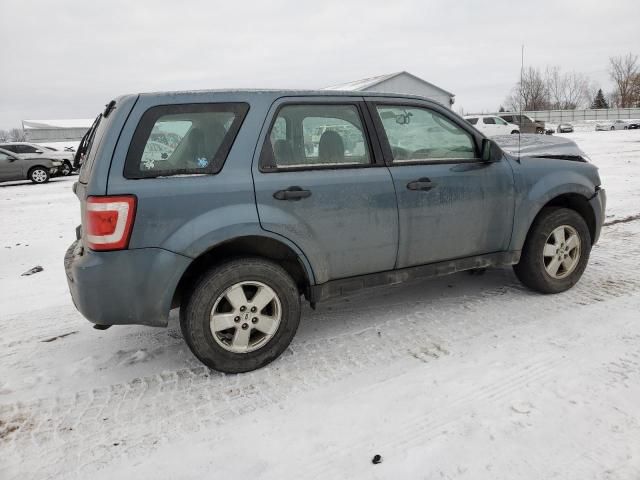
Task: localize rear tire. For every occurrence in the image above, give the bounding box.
[511,130,519,134]
[180,257,301,373]
[514,207,591,294]
[29,167,50,184]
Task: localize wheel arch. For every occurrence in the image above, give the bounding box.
[517,192,597,252]
[172,235,315,309]
[27,164,50,180]
[27,164,49,175]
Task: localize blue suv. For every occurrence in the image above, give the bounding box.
[65,90,606,373]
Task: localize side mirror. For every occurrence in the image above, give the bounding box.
[481,138,499,162]
[35,150,43,154]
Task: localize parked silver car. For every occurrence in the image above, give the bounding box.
[595,120,630,131]
[0,142,74,176]
[557,123,574,133]
[0,147,61,184]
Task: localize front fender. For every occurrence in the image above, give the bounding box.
[509,159,600,252]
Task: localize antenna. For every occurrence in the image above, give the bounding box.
[519,44,524,158]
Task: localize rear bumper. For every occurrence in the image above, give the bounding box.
[65,240,191,327]
[589,187,606,244]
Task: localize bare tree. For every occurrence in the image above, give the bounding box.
[506,66,549,111]
[8,128,26,142]
[0,129,10,142]
[609,53,639,107]
[545,66,590,110]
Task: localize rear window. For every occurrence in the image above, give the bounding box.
[78,114,106,183]
[124,103,249,179]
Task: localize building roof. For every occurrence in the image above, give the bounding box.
[323,71,455,97]
[22,119,94,130]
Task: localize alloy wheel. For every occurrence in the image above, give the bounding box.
[543,225,581,279]
[209,281,282,353]
[31,169,48,183]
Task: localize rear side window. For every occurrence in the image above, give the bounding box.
[466,118,478,125]
[124,103,249,179]
[483,117,496,124]
[261,104,371,170]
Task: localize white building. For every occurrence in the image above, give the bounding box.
[324,71,455,107]
[22,119,93,143]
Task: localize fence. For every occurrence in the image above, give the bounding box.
[511,108,640,123]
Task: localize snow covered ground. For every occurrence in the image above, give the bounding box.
[1,129,639,479]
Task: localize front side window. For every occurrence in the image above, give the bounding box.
[262,104,371,169]
[375,105,475,162]
[125,103,249,179]
[0,152,11,160]
[494,117,508,126]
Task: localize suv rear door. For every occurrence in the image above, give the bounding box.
[367,99,515,268]
[252,97,399,284]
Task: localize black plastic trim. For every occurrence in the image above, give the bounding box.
[308,251,521,303]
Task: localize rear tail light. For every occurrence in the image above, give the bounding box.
[84,195,136,251]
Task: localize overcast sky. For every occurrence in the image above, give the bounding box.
[0,0,638,129]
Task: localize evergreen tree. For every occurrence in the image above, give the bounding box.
[498,105,505,112]
[591,89,609,109]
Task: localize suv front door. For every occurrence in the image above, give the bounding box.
[367,100,515,268]
[252,98,399,284]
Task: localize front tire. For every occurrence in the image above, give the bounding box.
[60,161,72,176]
[180,257,301,373]
[29,167,50,184]
[514,207,591,294]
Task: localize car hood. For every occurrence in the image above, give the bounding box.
[493,134,588,161]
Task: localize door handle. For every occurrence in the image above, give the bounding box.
[273,186,312,201]
[406,178,436,191]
